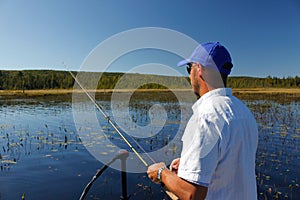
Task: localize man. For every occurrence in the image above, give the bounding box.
[147,42,258,200]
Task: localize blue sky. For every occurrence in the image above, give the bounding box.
[0,0,299,77]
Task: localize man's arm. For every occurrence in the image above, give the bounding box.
[147,162,208,200]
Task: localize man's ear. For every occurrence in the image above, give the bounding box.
[196,62,203,78]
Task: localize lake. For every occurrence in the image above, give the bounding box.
[0,91,299,200]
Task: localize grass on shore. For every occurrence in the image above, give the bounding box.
[0,88,300,96]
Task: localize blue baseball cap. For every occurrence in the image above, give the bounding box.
[177,42,233,75]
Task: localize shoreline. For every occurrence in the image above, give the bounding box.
[1,88,300,96]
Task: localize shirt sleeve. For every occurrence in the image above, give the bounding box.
[178,117,221,186]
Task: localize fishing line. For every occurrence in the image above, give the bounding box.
[64,64,156,166]
[66,64,179,200]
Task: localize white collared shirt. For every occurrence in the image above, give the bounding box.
[178,88,258,200]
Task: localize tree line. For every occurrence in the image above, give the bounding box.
[227,76,300,88]
[0,70,299,90]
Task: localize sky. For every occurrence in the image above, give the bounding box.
[0,0,299,78]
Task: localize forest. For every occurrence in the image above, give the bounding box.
[0,70,299,90]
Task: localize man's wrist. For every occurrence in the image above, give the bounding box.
[157,166,166,182]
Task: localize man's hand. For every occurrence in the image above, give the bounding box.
[147,162,166,184]
[170,158,180,174]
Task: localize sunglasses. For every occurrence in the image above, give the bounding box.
[186,63,194,74]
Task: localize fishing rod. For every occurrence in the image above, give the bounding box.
[64,65,178,200]
[64,65,154,167]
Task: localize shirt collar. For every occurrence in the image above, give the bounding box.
[192,88,232,111]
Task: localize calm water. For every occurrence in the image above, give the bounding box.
[0,92,299,200]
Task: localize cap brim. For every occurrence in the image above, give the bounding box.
[177,59,192,67]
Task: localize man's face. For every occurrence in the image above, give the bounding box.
[187,63,200,98]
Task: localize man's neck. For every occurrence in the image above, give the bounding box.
[200,83,226,97]
[199,84,209,97]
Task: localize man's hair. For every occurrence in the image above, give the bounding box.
[202,62,233,88]
[220,62,233,87]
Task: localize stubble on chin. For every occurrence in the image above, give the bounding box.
[194,91,200,99]
[192,79,201,99]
